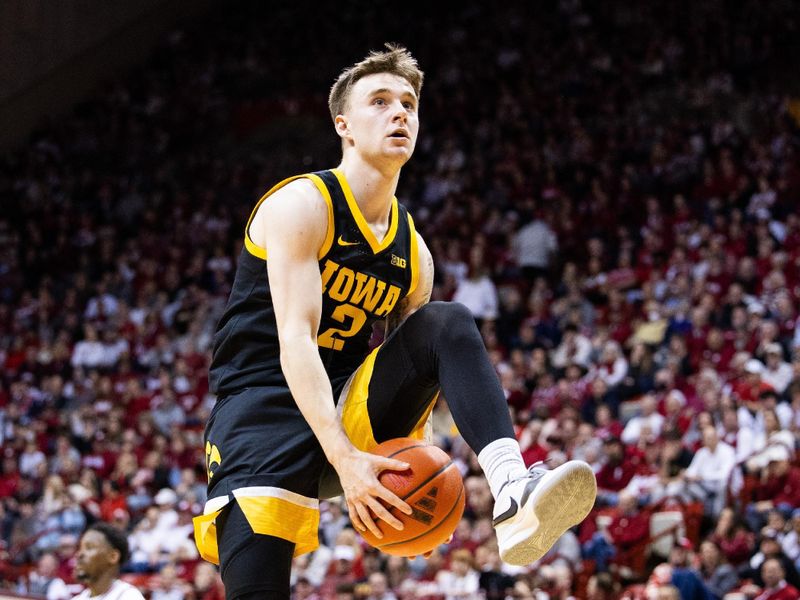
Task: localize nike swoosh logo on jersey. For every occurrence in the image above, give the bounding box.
[337,235,359,246]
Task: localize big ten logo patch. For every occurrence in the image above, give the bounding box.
[391,254,407,269]
[205,441,222,481]
[409,485,439,525]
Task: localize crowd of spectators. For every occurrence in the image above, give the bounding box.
[1,0,800,598]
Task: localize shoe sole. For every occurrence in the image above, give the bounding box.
[498,461,597,566]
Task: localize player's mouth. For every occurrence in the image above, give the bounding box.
[388,129,410,139]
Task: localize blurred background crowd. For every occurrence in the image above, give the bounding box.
[1,0,800,598]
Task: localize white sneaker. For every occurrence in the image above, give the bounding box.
[493,460,597,566]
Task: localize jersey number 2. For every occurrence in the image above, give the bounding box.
[318,304,367,351]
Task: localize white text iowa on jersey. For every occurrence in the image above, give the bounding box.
[320,259,402,317]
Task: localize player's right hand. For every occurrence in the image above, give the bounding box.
[332,448,413,539]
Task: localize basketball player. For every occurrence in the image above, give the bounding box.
[73,523,144,600]
[193,45,597,599]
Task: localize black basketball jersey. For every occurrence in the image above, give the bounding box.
[209,168,419,397]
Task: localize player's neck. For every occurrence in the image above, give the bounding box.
[338,156,401,225]
[88,573,116,597]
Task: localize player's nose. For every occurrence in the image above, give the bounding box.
[391,101,408,122]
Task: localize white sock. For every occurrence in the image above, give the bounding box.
[477,438,529,500]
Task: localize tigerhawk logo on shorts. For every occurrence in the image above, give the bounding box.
[205,441,222,480]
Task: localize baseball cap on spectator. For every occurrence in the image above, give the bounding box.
[333,545,356,562]
[766,446,791,463]
[68,483,93,503]
[747,302,766,315]
[744,359,764,375]
[154,488,178,506]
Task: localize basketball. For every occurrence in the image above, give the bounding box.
[359,438,465,557]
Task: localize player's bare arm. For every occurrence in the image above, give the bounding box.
[385,233,433,337]
[257,180,412,537]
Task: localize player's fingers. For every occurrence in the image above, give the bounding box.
[374,484,412,515]
[366,497,404,531]
[356,502,383,539]
[347,500,367,531]
[375,457,411,473]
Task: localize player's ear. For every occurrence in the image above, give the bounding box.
[334,115,350,140]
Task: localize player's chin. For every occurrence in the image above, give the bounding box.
[383,144,414,161]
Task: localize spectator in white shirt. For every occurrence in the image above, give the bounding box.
[27,553,70,600]
[452,247,499,323]
[596,340,629,389]
[512,211,558,281]
[436,549,481,600]
[70,325,106,369]
[762,343,793,395]
[683,426,737,517]
[551,324,593,369]
[621,395,665,445]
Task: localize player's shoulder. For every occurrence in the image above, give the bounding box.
[270,175,324,205]
[114,580,146,600]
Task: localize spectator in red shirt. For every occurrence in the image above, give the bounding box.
[596,436,638,505]
[747,446,800,532]
[582,491,650,573]
[739,558,800,600]
[98,481,128,523]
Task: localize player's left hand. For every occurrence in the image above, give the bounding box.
[333,447,412,539]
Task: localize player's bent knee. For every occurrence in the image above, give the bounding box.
[409,301,475,333]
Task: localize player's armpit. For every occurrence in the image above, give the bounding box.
[385,232,433,337]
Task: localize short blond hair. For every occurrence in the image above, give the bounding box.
[328,44,424,121]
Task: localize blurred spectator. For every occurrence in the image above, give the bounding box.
[512,210,558,283]
[452,247,499,324]
[709,508,756,569]
[26,552,71,600]
[747,446,800,532]
[698,540,738,600]
[435,548,480,600]
[151,562,190,600]
[595,436,638,505]
[739,557,800,600]
[189,562,224,600]
[683,426,737,517]
[622,395,665,445]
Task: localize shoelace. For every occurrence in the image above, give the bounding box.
[498,460,552,494]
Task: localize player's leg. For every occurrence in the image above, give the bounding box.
[216,502,295,600]
[195,387,327,599]
[347,301,597,565]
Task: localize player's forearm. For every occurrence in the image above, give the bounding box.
[279,335,353,464]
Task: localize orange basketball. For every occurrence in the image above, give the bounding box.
[359,438,465,557]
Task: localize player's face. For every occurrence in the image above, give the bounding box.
[75,530,118,582]
[336,72,419,166]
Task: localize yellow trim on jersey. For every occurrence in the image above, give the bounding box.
[331,168,399,254]
[341,345,435,452]
[193,487,321,564]
[407,214,420,297]
[243,173,335,261]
